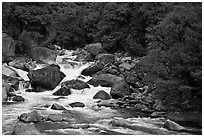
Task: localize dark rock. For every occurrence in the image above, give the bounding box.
[12,95,25,102]
[23,81,30,88]
[81,62,103,76]
[110,81,132,99]
[27,64,65,90]
[35,86,47,92]
[96,53,114,65]
[2,34,16,62]
[12,122,41,135]
[51,103,66,110]
[101,66,120,75]
[11,78,19,91]
[61,79,90,90]
[47,114,64,122]
[31,47,57,63]
[18,110,43,123]
[125,72,138,85]
[86,43,103,56]
[69,102,85,108]
[53,87,71,96]
[93,90,112,100]
[163,119,185,131]
[88,73,123,87]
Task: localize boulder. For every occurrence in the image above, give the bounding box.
[101,66,120,75]
[47,114,64,122]
[2,34,16,62]
[86,43,103,56]
[27,64,65,90]
[81,62,103,76]
[12,122,41,135]
[11,78,19,91]
[97,100,118,108]
[61,79,90,90]
[52,87,71,96]
[110,81,132,99]
[74,50,93,61]
[8,56,30,71]
[30,47,57,64]
[2,66,18,78]
[51,103,66,110]
[12,95,25,102]
[96,53,114,65]
[2,87,8,102]
[18,110,43,123]
[125,72,139,85]
[69,102,85,108]
[119,62,134,70]
[163,119,185,131]
[88,73,123,87]
[93,90,112,100]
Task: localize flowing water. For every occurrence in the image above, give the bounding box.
[2,50,200,135]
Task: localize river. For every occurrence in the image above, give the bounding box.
[2,50,199,135]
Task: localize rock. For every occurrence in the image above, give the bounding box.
[125,72,139,85]
[8,56,30,71]
[52,87,71,96]
[27,64,65,90]
[93,90,112,100]
[96,53,114,65]
[12,122,41,135]
[30,47,57,64]
[134,104,149,111]
[51,103,66,110]
[110,81,132,99]
[163,119,185,131]
[74,50,93,61]
[2,34,16,62]
[12,95,25,102]
[86,43,103,56]
[11,78,19,91]
[88,73,124,87]
[2,66,18,77]
[25,89,36,92]
[119,62,134,70]
[18,110,43,123]
[69,102,85,108]
[101,66,120,75]
[135,82,143,88]
[81,62,103,76]
[47,114,64,122]
[61,79,90,90]
[2,87,8,102]
[23,81,30,88]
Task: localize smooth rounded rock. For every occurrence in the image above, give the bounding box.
[93,90,112,100]
[69,102,85,108]
[18,110,43,123]
[51,103,66,110]
[53,87,71,96]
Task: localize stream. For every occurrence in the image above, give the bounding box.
[2,50,199,135]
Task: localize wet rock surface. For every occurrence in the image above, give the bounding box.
[61,79,90,90]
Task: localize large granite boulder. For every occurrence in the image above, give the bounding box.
[30,47,57,64]
[2,34,16,62]
[27,64,65,90]
[88,73,123,87]
[110,81,132,99]
[81,62,103,76]
[61,79,90,90]
[96,53,114,65]
[85,43,103,56]
[93,90,112,100]
[18,110,43,123]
